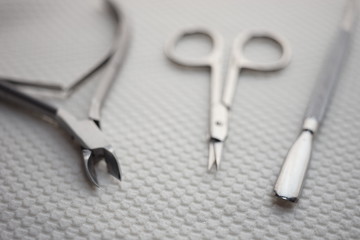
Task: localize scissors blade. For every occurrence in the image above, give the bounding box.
[213,141,223,169]
[208,141,216,170]
[208,140,224,170]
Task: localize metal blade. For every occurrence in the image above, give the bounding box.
[208,142,216,170]
[214,141,224,169]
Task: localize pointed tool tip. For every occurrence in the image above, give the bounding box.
[208,162,214,171]
[111,169,122,182]
[208,141,224,171]
[104,147,122,182]
[208,142,216,171]
[213,141,223,170]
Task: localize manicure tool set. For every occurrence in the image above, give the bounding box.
[0,0,357,203]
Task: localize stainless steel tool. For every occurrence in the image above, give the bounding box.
[165,27,291,170]
[274,0,358,202]
[0,0,130,187]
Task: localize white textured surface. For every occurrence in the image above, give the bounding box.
[1,0,360,239]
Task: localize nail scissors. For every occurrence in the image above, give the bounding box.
[0,0,130,186]
[165,27,291,170]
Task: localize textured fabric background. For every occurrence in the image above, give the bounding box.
[0,0,359,239]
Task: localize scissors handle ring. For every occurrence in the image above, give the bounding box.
[233,30,291,71]
[164,27,224,67]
